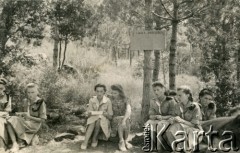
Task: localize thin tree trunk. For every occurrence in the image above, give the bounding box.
[117,47,120,59]
[130,48,132,66]
[0,27,7,61]
[169,0,178,90]
[112,46,118,66]
[58,40,62,69]
[61,38,68,68]
[161,51,166,85]
[237,39,240,86]
[0,28,5,60]
[152,50,160,82]
[53,39,58,69]
[141,0,153,124]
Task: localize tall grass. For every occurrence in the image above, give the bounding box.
[12,38,205,131]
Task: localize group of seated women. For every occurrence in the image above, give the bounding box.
[146,82,217,153]
[80,83,133,151]
[0,78,47,153]
[1,76,233,153]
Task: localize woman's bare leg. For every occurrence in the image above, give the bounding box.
[91,119,101,146]
[118,123,127,151]
[123,120,132,149]
[7,124,19,151]
[81,122,95,149]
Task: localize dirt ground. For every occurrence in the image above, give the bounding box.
[17,135,144,153]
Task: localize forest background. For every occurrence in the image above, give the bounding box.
[0,0,240,143]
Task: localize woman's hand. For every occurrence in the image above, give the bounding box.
[173,116,184,123]
[156,115,162,120]
[168,117,175,124]
[22,113,30,120]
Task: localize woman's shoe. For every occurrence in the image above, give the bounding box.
[119,140,127,151]
[0,148,6,153]
[125,141,133,149]
[10,143,19,153]
[80,142,87,150]
[91,140,98,148]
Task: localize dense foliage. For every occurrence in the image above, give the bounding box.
[0,0,239,119]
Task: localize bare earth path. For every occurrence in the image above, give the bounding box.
[17,135,144,153]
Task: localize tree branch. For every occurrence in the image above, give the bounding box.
[159,0,174,19]
[179,0,193,5]
[159,24,171,29]
[178,4,208,22]
[178,12,193,21]
[152,11,173,20]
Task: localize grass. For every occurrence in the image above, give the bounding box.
[16,38,205,132]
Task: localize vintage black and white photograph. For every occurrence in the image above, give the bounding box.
[0,0,240,153]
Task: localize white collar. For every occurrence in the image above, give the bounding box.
[93,95,108,104]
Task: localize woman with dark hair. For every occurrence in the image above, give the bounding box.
[81,84,113,150]
[165,85,202,152]
[147,82,177,123]
[110,84,132,151]
[146,81,178,151]
[199,88,216,120]
[0,78,11,152]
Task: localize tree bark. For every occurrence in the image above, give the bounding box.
[61,38,68,68]
[129,48,132,66]
[152,50,160,82]
[161,51,166,85]
[142,50,152,123]
[0,28,5,60]
[58,40,62,69]
[141,0,153,124]
[112,46,118,66]
[53,39,58,69]
[169,0,178,90]
[237,39,240,86]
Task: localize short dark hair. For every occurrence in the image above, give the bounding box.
[94,84,107,92]
[152,81,165,89]
[199,88,214,99]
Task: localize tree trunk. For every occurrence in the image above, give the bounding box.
[61,38,68,68]
[142,50,152,123]
[0,28,5,60]
[162,51,166,85]
[169,1,178,90]
[0,27,8,61]
[152,50,160,82]
[237,39,240,86]
[58,40,62,69]
[129,48,132,66]
[141,0,153,124]
[112,46,118,66]
[53,39,58,69]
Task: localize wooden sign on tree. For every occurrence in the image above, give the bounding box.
[130,30,166,51]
